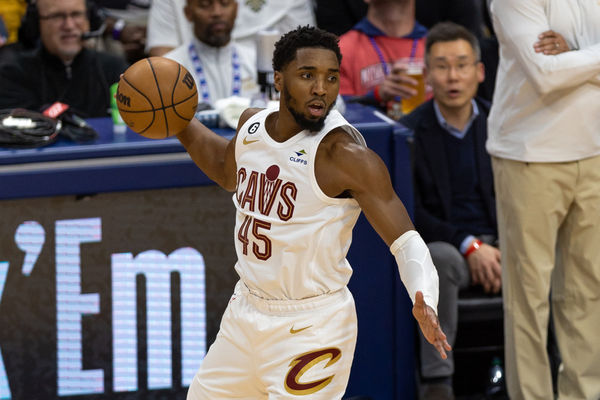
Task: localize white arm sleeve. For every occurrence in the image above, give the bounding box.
[390,230,439,315]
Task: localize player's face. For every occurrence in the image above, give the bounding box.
[276,48,340,132]
[37,0,90,63]
[185,0,237,47]
[425,39,484,112]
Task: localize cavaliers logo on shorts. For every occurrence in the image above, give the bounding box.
[284,347,341,395]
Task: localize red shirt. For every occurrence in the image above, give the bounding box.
[339,19,427,97]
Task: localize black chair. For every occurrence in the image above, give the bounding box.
[453,286,504,396]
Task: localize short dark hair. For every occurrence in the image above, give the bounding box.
[272,26,342,72]
[425,22,481,64]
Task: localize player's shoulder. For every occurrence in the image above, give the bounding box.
[319,126,371,164]
[316,126,387,192]
[236,107,265,131]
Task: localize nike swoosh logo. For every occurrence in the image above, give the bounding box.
[243,137,259,145]
[290,325,312,334]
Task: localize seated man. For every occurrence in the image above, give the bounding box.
[164,0,257,109]
[338,0,428,113]
[146,0,314,62]
[0,0,127,118]
[398,22,501,400]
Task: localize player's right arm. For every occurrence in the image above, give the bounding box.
[176,108,261,192]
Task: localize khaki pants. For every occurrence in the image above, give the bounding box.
[492,156,600,400]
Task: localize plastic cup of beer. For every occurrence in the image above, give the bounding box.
[393,58,426,115]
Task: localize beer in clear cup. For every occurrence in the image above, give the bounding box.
[393,58,426,116]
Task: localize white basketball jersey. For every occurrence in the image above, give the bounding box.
[233,107,366,300]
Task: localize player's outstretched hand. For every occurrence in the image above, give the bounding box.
[412,291,451,359]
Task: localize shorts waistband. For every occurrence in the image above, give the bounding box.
[235,281,350,315]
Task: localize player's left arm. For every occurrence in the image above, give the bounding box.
[316,129,451,358]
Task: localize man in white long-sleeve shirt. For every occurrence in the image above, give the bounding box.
[487,1,600,399]
[164,0,258,108]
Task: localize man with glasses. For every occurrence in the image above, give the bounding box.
[0,0,127,117]
[398,21,499,400]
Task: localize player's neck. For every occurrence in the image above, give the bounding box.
[266,110,303,143]
[367,2,415,38]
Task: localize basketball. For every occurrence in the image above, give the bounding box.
[116,57,198,139]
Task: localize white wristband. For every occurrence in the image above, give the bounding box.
[390,230,439,314]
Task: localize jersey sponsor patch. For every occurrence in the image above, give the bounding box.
[289,149,308,166]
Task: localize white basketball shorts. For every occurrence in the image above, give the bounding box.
[186,280,358,399]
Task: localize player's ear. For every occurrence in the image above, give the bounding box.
[184,4,193,22]
[232,0,238,18]
[274,71,282,93]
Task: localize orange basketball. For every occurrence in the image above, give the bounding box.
[116,57,198,139]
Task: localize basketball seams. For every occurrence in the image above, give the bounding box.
[117,79,196,113]
[120,75,156,133]
[147,58,170,138]
[117,57,197,139]
[120,76,155,109]
[172,65,197,122]
[171,64,182,106]
[171,65,190,122]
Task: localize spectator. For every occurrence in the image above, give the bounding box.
[338,0,427,112]
[400,21,498,400]
[163,0,257,108]
[146,0,314,66]
[314,0,367,37]
[0,0,127,118]
[488,0,600,399]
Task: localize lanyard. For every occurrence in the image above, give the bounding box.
[368,36,419,75]
[188,43,241,104]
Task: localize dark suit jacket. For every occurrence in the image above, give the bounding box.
[400,98,496,249]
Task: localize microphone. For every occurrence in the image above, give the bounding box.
[81,22,106,40]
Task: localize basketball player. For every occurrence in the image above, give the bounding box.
[176,26,450,399]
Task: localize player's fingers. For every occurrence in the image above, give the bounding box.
[413,292,427,319]
[428,311,439,330]
[443,337,452,351]
[435,341,448,359]
[415,290,425,307]
[438,333,451,353]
